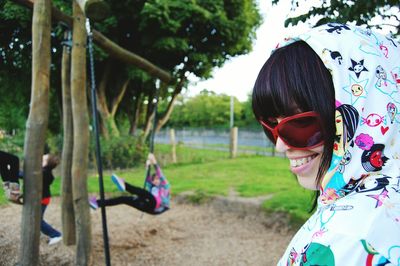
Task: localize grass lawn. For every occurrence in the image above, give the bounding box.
[0,147,315,227]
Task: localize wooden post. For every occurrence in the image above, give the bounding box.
[60,30,76,246]
[76,0,109,21]
[19,0,51,265]
[170,129,177,163]
[71,1,91,264]
[230,127,238,159]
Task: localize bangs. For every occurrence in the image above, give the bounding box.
[252,41,323,121]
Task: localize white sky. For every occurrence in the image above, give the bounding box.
[186,1,398,102]
[186,0,315,102]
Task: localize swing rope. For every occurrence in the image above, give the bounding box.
[145,80,161,185]
[86,19,111,266]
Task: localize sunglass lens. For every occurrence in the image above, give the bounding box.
[278,116,322,148]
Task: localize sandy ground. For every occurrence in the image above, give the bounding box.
[0,193,294,266]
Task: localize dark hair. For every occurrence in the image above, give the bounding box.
[336,104,359,147]
[45,154,60,170]
[252,41,336,208]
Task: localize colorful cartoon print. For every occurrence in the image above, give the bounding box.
[325,23,350,34]
[361,144,389,172]
[300,242,335,266]
[348,59,368,78]
[361,113,385,127]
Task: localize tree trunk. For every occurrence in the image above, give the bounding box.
[95,62,129,138]
[76,0,109,21]
[19,0,51,265]
[129,93,142,135]
[71,2,91,265]
[143,111,155,140]
[95,60,111,139]
[142,89,155,139]
[60,30,76,246]
[155,81,184,132]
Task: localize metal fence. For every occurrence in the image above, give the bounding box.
[154,128,285,157]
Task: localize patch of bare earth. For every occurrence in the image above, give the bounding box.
[0,192,294,266]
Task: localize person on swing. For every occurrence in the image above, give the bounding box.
[89,153,170,215]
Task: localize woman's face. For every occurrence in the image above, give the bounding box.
[275,117,325,190]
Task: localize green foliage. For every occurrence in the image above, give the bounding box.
[94,135,148,169]
[0,132,25,158]
[162,90,259,128]
[275,0,400,38]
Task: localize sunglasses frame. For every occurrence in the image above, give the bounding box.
[259,111,324,150]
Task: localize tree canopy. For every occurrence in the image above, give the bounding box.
[274,0,400,38]
[0,0,263,138]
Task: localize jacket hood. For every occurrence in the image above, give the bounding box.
[276,24,400,265]
[280,23,400,204]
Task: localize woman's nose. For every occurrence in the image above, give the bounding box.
[275,137,289,152]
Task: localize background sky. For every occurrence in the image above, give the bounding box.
[186,0,316,102]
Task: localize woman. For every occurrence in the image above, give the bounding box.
[252,23,400,265]
[89,153,170,215]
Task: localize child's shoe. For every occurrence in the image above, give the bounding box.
[111,174,126,191]
[89,196,98,210]
[48,236,62,245]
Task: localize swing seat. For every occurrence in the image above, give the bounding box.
[3,182,23,204]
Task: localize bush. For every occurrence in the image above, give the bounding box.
[95,135,148,170]
[0,132,25,158]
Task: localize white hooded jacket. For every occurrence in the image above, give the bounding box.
[277,23,400,266]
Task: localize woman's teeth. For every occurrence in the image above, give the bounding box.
[290,155,316,167]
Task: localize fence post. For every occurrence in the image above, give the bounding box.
[170,128,177,163]
[230,126,238,158]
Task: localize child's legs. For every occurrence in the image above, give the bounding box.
[125,182,152,199]
[97,196,133,207]
[40,205,61,238]
[0,151,20,183]
[98,195,156,214]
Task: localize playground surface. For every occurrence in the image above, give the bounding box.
[0,195,294,265]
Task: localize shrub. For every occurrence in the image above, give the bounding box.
[95,135,148,170]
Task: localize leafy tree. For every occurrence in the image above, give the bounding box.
[165,90,244,128]
[90,0,262,136]
[274,0,400,38]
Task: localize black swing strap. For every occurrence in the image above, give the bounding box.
[145,80,161,182]
[86,19,111,266]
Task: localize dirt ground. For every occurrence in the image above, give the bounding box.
[0,193,294,266]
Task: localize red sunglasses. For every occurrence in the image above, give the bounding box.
[259,111,324,150]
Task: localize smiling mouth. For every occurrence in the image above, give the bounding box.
[289,154,318,168]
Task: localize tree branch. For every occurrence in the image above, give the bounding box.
[10,0,172,83]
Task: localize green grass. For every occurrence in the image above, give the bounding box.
[0,146,314,227]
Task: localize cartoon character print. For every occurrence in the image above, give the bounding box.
[325,23,350,34]
[355,133,374,150]
[338,150,351,174]
[361,144,389,172]
[322,48,343,65]
[361,113,386,127]
[322,104,360,191]
[387,102,398,124]
[287,248,298,266]
[344,174,391,194]
[342,76,369,107]
[367,187,390,208]
[361,240,391,266]
[391,67,400,90]
[348,59,368,78]
[375,65,388,87]
[379,42,389,58]
[300,242,335,266]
